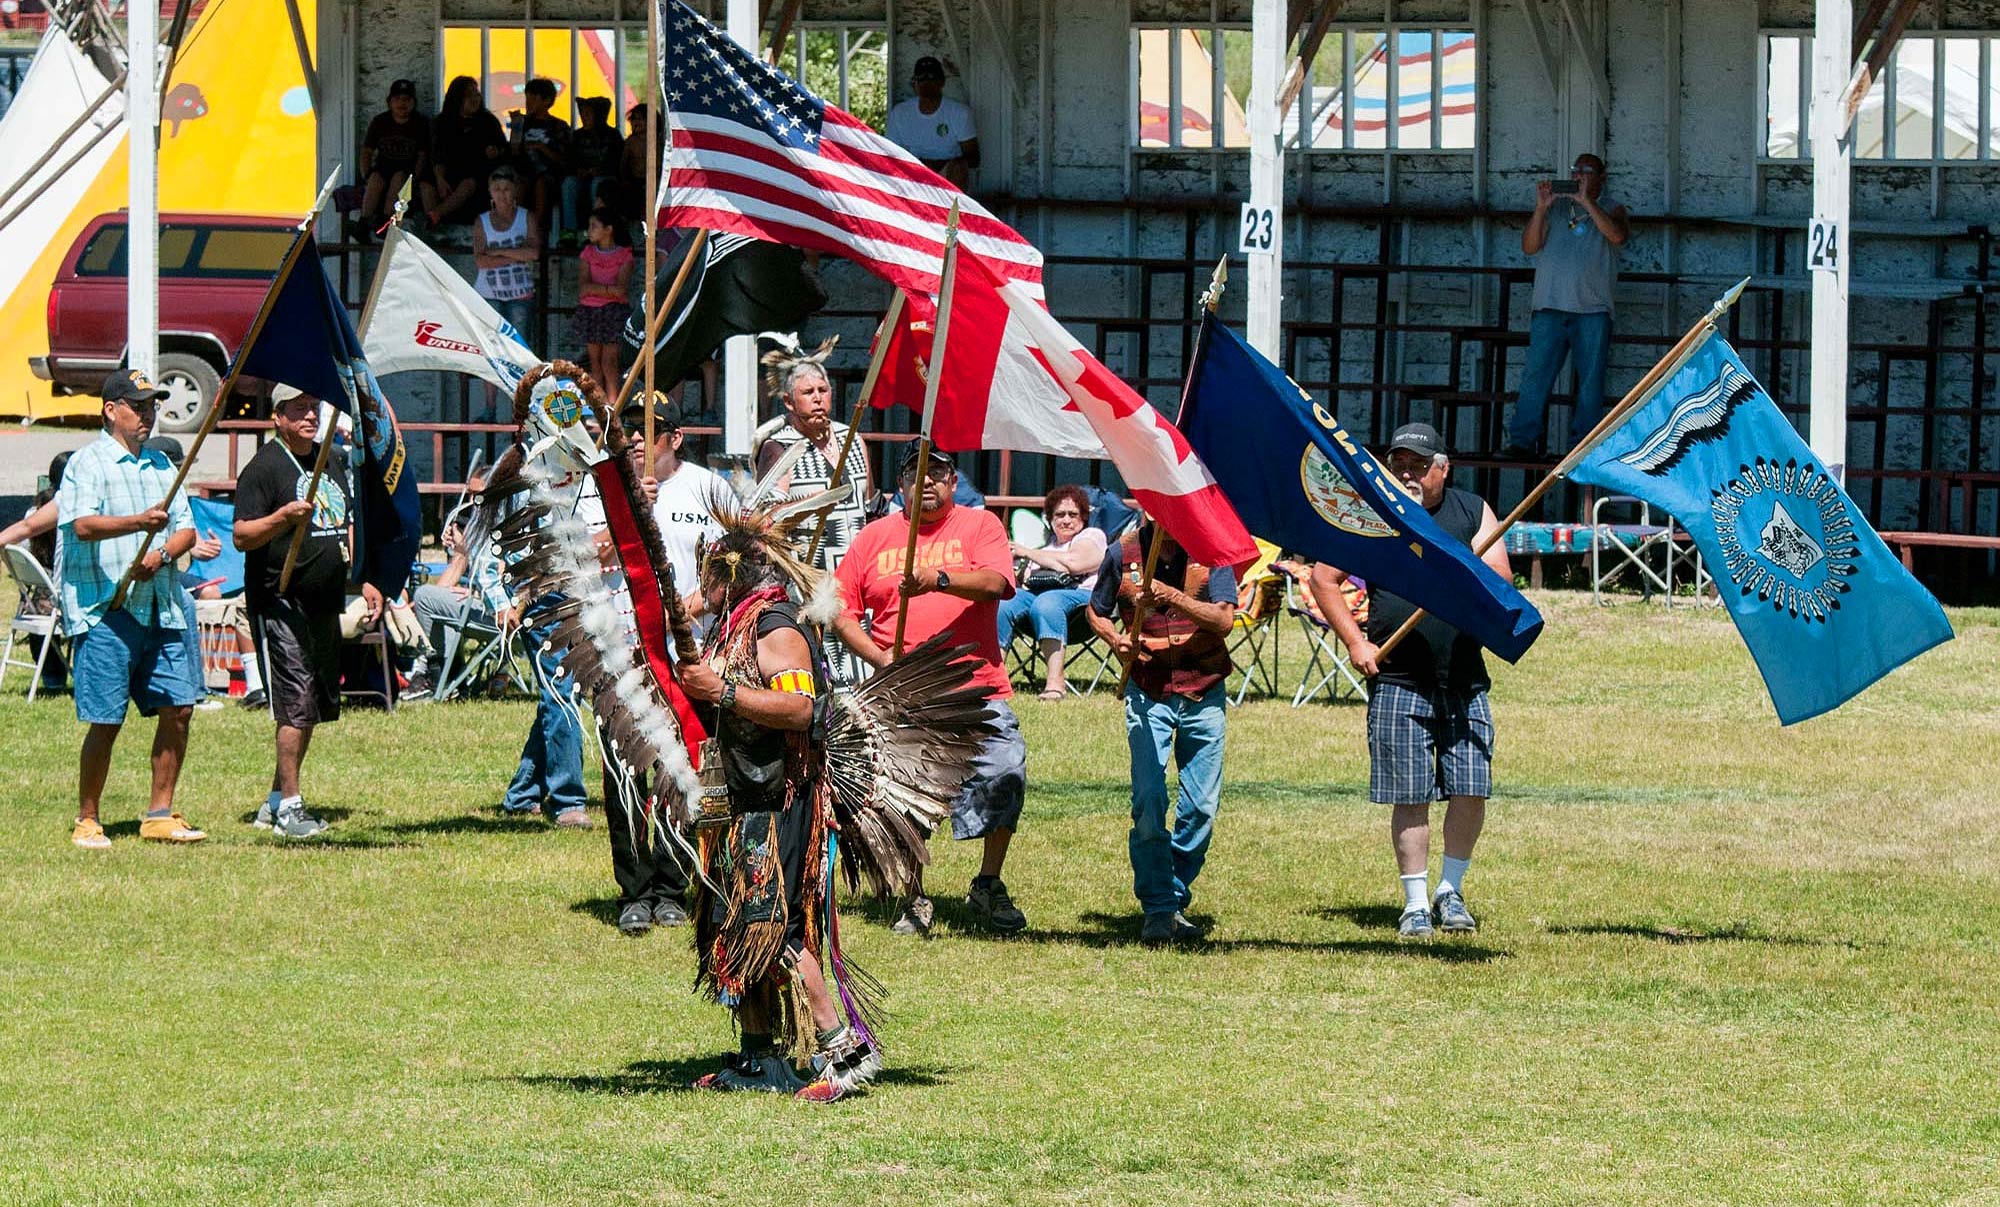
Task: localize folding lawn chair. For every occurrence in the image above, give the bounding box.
[1226,569,1284,706]
[1590,495,1700,606]
[1278,566,1367,707]
[432,611,528,701]
[1,544,64,701]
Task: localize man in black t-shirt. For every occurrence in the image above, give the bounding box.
[359,79,432,232]
[232,387,383,839]
[1309,424,1513,940]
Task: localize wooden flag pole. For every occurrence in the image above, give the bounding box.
[615,229,709,415]
[890,202,962,659]
[1113,258,1229,697]
[643,0,661,450]
[805,289,907,567]
[278,181,409,593]
[111,170,339,608]
[1374,277,1751,659]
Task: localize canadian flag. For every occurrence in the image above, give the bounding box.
[871,252,1258,571]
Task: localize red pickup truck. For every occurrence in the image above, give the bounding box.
[30,211,297,432]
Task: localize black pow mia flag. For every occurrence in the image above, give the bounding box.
[624,230,828,386]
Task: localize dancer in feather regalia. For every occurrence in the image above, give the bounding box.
[469,362,996,1102]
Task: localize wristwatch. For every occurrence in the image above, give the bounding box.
[934,570,952,593]
[720,682,738,713]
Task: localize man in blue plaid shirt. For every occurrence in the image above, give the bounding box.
[56,370,208,849]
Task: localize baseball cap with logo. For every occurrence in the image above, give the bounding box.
[389,78,417,98]
[1387,422,1448,461]
[911,55,946,81]
[620,391,682,432]
[101,369,168,404]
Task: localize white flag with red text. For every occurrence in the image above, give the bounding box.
[362,227,540,392]
[872,251,1258,570]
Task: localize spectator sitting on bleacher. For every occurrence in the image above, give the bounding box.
[563,97,623,242]
[999,484,1106,701]
[359,78,431,236]
[507,78,569,246]
[1503,153,1628,459]
[426,76,507,234]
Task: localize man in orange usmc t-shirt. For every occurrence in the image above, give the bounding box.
[833,445,1028,937]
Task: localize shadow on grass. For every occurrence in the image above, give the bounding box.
[98,815,408,850]
[937,907,1508,962]
[381,812,554,836]
[230,806,355,826]
[1546,921,1862,950]
[514,1057,949,1095]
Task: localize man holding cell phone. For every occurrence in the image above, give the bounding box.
[1503,153,1630,459]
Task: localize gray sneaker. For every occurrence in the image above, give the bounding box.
[252,800,276,829]
[1140,910,1204,946]
[1432,890,1478,934]
[966,877,1026,934]
[1398,906,1437,939]
[890,894,934,937]
[271,802,329,840]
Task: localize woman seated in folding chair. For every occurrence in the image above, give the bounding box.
[1000,485,1109,701]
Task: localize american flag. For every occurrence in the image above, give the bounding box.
[654,0,1041,303]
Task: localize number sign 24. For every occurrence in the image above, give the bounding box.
[1808,218,1840,272]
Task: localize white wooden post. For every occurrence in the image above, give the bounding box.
[724,0,761,458]
[126,0,158,379]
[1244,0,1286,361]
[1809,0,1851,477]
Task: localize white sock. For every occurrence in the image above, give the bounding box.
[241,652,264,693]
[1438,855,1471,899]
[279,794,303,813]
[1400,873,1429,914]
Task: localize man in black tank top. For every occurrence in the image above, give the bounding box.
[1308,424,1514,940]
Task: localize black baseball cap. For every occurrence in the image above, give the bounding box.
[388,78,417,98]
[911,55,946,81]
[621,391,682,432]
[101,369,168,404]
[1387,422,1448,460]
[899,443,955,473]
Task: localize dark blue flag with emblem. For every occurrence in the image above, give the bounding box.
[239,237,421,596]
[1568,332,1952,723]
[1180,313,1544,662]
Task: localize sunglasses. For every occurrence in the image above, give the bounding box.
[900,465,954,484]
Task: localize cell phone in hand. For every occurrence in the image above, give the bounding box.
[1550,179,1579,195]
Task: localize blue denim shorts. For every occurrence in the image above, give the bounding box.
[1366,682,1494,804]
[73,609,201,725]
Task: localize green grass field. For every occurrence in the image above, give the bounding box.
[1,593,1997,1206]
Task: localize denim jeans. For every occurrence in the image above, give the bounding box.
[503,608,586,815]
[1125,682,1227,916]
[490,296,538,359]
[1509,308,1611,452]
[560,174,611,236]
[996,586,1090,645]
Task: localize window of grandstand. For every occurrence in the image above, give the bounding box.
[440,24,650,131]
[766,23,889,131]
[1132,24,1476,152]
[1762,31,2000,162]
[440,19,887,133]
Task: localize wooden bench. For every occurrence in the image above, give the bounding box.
[1878,531,2000,571]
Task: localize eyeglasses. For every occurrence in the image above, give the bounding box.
[1386,453,1434,475]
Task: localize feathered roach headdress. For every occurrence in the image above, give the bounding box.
[757,330,838,401]
[699,438,849,626]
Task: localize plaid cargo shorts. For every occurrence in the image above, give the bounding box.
[1366,681,1494,804]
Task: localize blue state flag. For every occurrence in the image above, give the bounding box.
[1181,314,1544,662]
[1568,332,1952,724]
[239,237,422,596]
